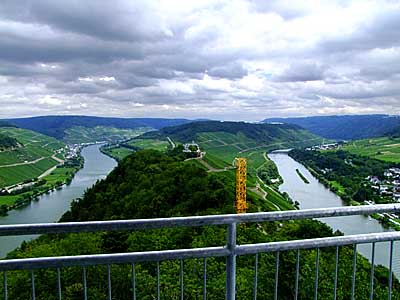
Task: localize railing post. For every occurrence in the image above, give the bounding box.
[226,223,237,300]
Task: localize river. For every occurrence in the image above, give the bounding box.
[268,152,400,278]
[0,144,117,257]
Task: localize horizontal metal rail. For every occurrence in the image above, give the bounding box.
[0,247,228,271]
[0,204,398,236]
[236,231,400,255]
[1,231,400,272]
[1,204,400,300]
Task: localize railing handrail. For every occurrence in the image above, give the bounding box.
[2,204,400,300]
[1,204,399,236]
[1,231,400,271]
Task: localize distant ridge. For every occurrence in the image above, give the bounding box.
[264,114,400,140]
[0,120,16,128]
[3,116,194,140]
[142,120,319,145]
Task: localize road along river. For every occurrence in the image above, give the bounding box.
[0,144,117,257]
[269,152,400,278]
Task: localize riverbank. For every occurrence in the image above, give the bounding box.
[0,154,84,216]
[100,144,132,161]
[268,152,400,277]
[0,144,117,257]
[288,150,400,231]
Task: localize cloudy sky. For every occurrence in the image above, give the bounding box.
[1,0,400,121]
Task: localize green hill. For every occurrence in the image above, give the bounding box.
[4,115,193,142]
[265,114,400,140]
[0,127,65,188]
[143,120,323,173]
[145,120,315,143]
[103,121,323,210]
[2,150,397,299]
[63,125,151,144]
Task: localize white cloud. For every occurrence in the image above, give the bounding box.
[39,95,63,106]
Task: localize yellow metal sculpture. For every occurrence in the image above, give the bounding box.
[235,157,247,214]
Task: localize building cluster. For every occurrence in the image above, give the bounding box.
[0,181,35,195]
[367,167,400,202]
[183,141,201,154]
[65,144,81,159]
[306,142,341,151]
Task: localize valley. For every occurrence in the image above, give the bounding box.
[1,115,400,299]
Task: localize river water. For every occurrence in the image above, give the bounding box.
[268,153,400,278]
[0,144,117,257]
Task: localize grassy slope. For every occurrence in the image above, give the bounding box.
[0,158,57,187]
[0,127,65,188]
[193,130,323,210]
[64,126,151,144]
[102,147,134,161]
[0,127,64,165]
[342,137,400,162]
[101,138,171,161]
[128,138,170,152]
[193,131,312,210]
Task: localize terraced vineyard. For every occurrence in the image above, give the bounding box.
[342,137,400,162]
[64,126,151,144]
[0,127,65,188]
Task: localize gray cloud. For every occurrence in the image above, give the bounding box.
[273,62,326,82]
[208,62,248,79]
[0,0,399,120]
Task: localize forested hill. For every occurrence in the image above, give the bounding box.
[62,149,236,221]
[4,149,398,299]
[387,126,400,138]
[4,116,193,140]
[0,133,18,150]
[143,120,319,143]
[0,120,16,128]
[264,114,400,140]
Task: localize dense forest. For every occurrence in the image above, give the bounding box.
[0,121,16,128]
[289,149,398,204]
[0,133,18,150]
[265,114,400,140]
[2,149,399,299]
[143,120,316,143]
[388,127,400,138]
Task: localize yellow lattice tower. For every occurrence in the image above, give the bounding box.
[235,157,247,214]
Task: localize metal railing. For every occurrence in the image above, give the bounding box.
[1,204,400,300]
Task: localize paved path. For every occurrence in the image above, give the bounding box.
[0,157,45,168]
[38,165,58,178]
